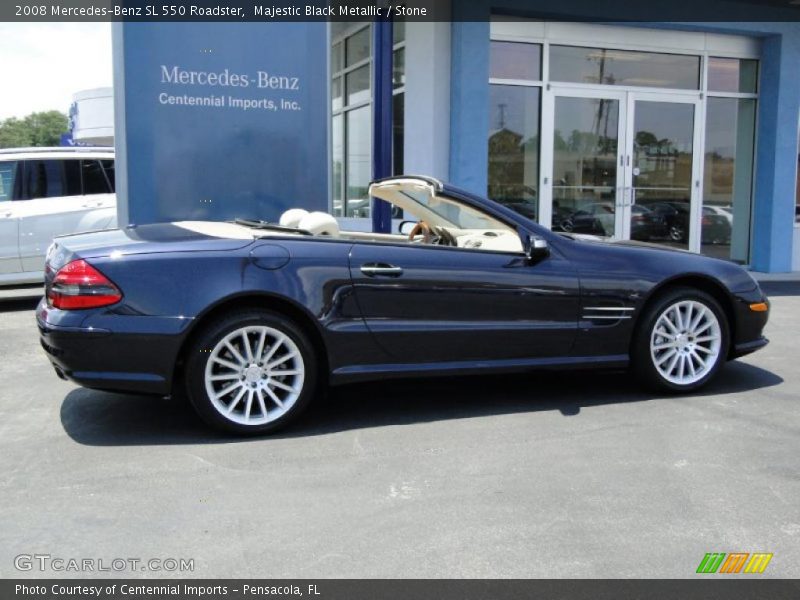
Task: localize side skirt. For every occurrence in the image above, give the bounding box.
[330,354,630,385]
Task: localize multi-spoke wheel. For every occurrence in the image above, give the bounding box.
[633,287,729,392]
[185,310,318,434]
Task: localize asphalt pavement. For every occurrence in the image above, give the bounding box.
[0,282,798,578]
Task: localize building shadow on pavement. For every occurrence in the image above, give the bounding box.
[60,360,783,447]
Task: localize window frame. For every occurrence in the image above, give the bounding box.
[331,23,406,218]
[487,29,760,263]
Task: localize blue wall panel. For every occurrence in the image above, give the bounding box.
[750,33,800,272]
[449,3,491,195]
[116,22,328,226]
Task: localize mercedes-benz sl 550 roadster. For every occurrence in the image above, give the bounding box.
[37,176,769,434]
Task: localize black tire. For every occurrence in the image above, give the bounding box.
[632,286,730,393]
[184,309,319,435]
[669,224,686,242]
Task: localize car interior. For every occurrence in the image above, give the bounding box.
[178,179,525,253]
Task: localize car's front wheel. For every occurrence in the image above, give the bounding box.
[669,224,686,242]
[185,310,318,434]
[633,287,729,392]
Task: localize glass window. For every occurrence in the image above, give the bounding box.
[708,57,758,94]
[345,27,370,67]
[551,96,620,236]
[332,114,343,217]
[393,21,405,45]
[82,160,111,194]
[346,106,371,217]
[25,160,64,199]
[346,64,370,106]
[393,93,404,176]
[63,160,82,195]
[703,97,756,262]
[487,85,541,222]
[490,41,542,81]
[101,160,115,191]
[332,24,403,221]
[393,47,405,89]
[550,45,700,90]
[631,101,696,249]
[389,185,518,237]
[332,77,342,111]
[331,41,343,73]
[392,93,405,218]
[0,161,19,201]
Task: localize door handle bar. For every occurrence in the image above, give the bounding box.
[360,264,403,277]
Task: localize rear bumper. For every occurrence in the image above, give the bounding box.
[37,299,178,395]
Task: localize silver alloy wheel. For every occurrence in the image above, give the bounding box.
[650,299,722,386]
[204,325,305,426]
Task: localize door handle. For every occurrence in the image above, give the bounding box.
[619,187,635,207]
[360,263,403,277]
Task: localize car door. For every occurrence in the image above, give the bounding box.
[0,160,22,274]
[18,158,115,272]
[348,241,580,364]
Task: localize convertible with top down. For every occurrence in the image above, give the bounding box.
[37,176,769,434]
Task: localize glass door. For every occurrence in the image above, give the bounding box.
[622,94,702,250]
[542,88,702,249]
[540,89,626,237]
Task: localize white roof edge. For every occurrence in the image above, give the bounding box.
[0,146,114,156]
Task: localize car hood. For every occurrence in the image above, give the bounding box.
[565,235,759,294]
[606,238,696,254]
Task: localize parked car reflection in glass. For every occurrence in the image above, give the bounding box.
[558,202,666,241]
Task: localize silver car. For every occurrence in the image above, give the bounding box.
[0,146,115,285]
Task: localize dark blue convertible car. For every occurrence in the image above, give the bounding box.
[37,176,769,434]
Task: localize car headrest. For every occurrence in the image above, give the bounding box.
[298,212,340,237]
[279,208,310,228]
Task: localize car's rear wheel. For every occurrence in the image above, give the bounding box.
[633,287,729,392]
[185,310,318,434]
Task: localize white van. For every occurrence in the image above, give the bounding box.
[0,147,116,285]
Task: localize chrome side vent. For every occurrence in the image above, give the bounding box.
[582,306,635,322]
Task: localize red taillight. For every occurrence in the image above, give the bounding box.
[702,216,712,226]
[47,259,122,310]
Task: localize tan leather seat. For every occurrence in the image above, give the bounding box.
[298,211,340,237]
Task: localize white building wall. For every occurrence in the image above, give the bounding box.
[403,21,451,181]
[72,87,114,146]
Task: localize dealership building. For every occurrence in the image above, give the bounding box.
[114,1,800,272]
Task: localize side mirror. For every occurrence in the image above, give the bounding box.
[399,220,417,235]
[524,236,550,263]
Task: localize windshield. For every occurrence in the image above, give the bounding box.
[396,186,505,230]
